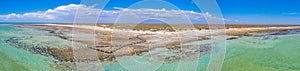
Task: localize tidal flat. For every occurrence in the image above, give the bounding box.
[1,24,300,71]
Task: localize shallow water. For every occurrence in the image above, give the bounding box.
[1,26,300,71]
[0,26,56,71]
[223,32,300,71]
[101,30,300,71]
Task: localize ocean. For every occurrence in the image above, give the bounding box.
[0,26,56,71]
[0,22,53,24]
[1,25,300,71]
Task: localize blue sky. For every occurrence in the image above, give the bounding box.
[0,0,300,24]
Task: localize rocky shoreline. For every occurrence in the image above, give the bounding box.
[4,24,300,64]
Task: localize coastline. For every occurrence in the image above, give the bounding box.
[2,24,300,70]
[9,24,300,61]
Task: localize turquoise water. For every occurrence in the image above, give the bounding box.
[1,25,300,71]
[102,31,300,71]
[0,26,56,71]
[0,22,53,24]
[222,33,300,71]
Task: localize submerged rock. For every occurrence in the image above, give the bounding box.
[163,44,212,61]
[226,36,239,40]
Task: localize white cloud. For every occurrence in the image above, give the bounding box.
[282,12,300,15]
[0,4,90,22]
[0,4,229,23]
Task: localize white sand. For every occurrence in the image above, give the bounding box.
[36,24,300,36]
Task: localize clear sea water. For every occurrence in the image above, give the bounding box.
[1,25,300,71]
[0,26,56,71]
[0,22,53,24]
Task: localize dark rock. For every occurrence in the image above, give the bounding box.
[226,37,239,40]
